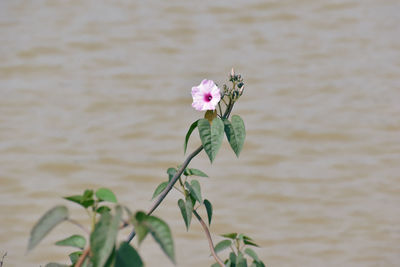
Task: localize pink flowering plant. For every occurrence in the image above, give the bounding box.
[191,79,221,111]
[27,70,265,267]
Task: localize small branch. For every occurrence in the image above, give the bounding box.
[218,102,223,117]
[75,247,90,267]
[193,210,225,267]
[173,185,184,194]
[67,219,90,235]
[127,145,204,242]
[127,100,237,243]
[223,99,234,118]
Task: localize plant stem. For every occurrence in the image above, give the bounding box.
[127,145,204,243]
[193,210,225,267]
[91,213,96,233]
[223,99,234,119]
[127,102,236,243]
[75,247,90,267]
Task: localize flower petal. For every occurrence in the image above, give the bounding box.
[191,79,221,111]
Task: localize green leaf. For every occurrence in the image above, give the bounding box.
[217,258,231,267]
[250,261,265,267]
[132,211,149,245]
[184,119,199,154]
[184,168,208,177]
[64,189,94,208]
[243,235,254,241]
[244,248,259,262]
[95,188,117,203]
[45,263,69,267]
[224,115,246,157]
[185,180,202,203]
[116,241,143,267]
[237,251,248,267]
[214,240,232,254]
[229,252,237,264]
[178,198,193,231]
[55,235,86,249]
[96,206,111,214]
[28,205,69,251]
[104,246,116,267]
[243,239,259,247]
[152,182,168,200]
[83,189,93,199]
[203,199,213,225]
[63,195,83,205]
[221,233,238,240]
[167,167,177,182]
[198,118,224,163]
[90,206,122,267]
[143,215,175,263]
[238,233,244,242]
[68,251,82,264]
[225,259,232,266]
[82,189,95,208]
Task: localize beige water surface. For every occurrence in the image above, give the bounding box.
[1,1,400,266]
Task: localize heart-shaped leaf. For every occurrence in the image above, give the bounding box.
[224,115,246,157]
[185,180,202,204]
[68,251,82,265]
[115,242,143,267]
[95,188,117,203]
[178,198,193,231]
[244,247,259,262]
[214,240,232,254]
[198,118,224,163]
[143,214,175,263]
[131,211,149,245]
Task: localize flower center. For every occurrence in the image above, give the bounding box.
[204,93,213,102]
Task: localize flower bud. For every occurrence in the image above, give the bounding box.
[238,83,245,95]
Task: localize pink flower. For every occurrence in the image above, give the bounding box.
[191,79,221,111]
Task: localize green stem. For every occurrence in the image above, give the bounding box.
[91,212,96,231]
[193,210,225,267]
[127,145,204,242]
[127,99,236,243]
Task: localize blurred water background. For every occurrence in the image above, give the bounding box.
[1,0,400,266]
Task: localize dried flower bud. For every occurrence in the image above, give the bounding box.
[238,83,245,95]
